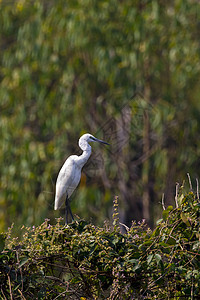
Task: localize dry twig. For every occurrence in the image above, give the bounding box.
[175,183,179,208]
[161,193,165,210]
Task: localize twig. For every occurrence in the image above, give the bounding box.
[119,222,129,232]
[1,288,7,300]
[54,291,67,300]
[53,288,75,300]
[142,267,171,297]
[16,250,23,291]
[161,193,165,210]
[196,178,199,202]
[191,268,194,300]
[7,275,13,300]
[187,173,193,190]
[175,183,179,208]
[17,289,26,300]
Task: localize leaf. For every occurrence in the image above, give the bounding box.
[128,258,139,264]
[166,237,176,245]
[156,219,163,226]
[155,253,162,265]
[132,262,140,272]
[159,242,171,254]
[19,257,29,268]
[147,254,153,265]
[152,226,160,237]
[180,212,190,226]
[162,206,173,221]
[178,194,184,206]
[139,240,153,250]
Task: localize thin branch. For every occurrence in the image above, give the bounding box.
[16,250,23,291]
[196,178,199,202]
[54,290,69,300]
[191,269,194,300]
[53,287,80,300]
[17,289,26,300]
[187,173,193,191]
[1,288,7,300]
[175,183,179,208]
[7,275,13,300]
[161,193,165,210]
[119,222,130,232]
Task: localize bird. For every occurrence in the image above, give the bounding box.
[54,133,109,224]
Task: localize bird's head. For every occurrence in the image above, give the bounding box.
[79,133,109,151]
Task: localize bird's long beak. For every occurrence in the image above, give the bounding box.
[94,138,110,145]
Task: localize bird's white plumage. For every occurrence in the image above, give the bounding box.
[54,155,81,210]
[54,133,109,216]
[54,133,109,213]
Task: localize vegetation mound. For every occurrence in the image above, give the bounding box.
[0,192,200,299]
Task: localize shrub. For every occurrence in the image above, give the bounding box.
[0,192,200,299]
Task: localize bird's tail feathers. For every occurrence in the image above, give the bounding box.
[54,197,61,210]
[54,202,58,210]
[54,194,65,210]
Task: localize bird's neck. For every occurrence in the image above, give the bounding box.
[78,148,92,169]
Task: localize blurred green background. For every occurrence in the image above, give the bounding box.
[0,0,200,234]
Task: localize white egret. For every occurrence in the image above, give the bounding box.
[54,133,109,224]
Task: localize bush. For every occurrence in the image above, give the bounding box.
[0,193,200,299]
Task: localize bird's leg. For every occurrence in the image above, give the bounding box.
[65,195,68,225]
[65,195,74,224]
[68,201,74,222]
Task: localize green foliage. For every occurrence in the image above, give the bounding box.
[1,191,200,299]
